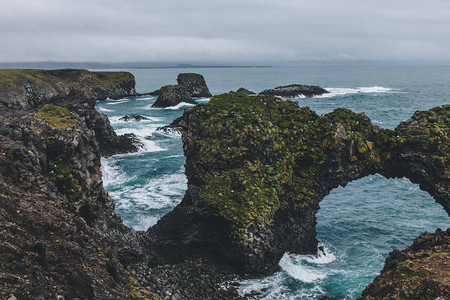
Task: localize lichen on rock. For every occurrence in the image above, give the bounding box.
[150,93,449,276]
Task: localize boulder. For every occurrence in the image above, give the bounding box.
[236,88,256,95]
[151,85,197,108]
[259,84,329,98]
[177,73,212,98]
[119,115,151,122]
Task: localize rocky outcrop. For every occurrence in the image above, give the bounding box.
[360,228,450,300]
[177,73,212,98]
[150,93,449,276]
[119,115,152,122]
[151,85,197,108]
[259,84,329,98]
[0,69,139,157]
[236,88,256,95]
[0,69,136,110]
[0,105,155,299]
[156,115,188,134]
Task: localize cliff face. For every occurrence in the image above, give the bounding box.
[0,69,154,299]
[0,107,154,299]
[0,69,138,156]
[0,70,448,299]
[150,92,449,276]
[0,68,136,110]
[360,228,450,300]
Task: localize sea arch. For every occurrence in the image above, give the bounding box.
[149,93,449,276]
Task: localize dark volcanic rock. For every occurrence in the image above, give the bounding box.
[259,84,329,98]
[119,115,152,122]
[360,228,450,300]
[236,88,256,95]
[156,114,189,134]
[150,93,449,276]
[0,106,155,299]
[152,85,197,108]
[177,73,212,98]
[0,69,139,157]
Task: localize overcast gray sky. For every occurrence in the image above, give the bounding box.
[1,0,449,64]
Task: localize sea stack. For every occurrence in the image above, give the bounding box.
[152,85,197,108]
[177,73,212,98]
[259,84,329,98]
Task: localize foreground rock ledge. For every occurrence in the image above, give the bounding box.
[150,92,449,276]
[360,228,450,300]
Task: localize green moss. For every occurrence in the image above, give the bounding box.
[189,93,384,238]
[35,104,78,130]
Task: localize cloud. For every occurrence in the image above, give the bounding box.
[1,0,449,63]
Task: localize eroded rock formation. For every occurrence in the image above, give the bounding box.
[150,92,449,276]
[151,85,197,108]
[259,84,329,98]
[177,73,212,98]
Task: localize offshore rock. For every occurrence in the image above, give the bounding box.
[119,115,152,122]
[152,85,197,108]
[259,84,329,98]
[150,93,449,276]
[177,73,212,98]
[232,88,256,95]
[360,228,450,300]
[156,115,189,135]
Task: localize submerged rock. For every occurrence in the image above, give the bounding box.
[151,85,197,108]
[150,93,449,276]
[119,115,151,122]
[259,84,329,97]
[177,73,212,98]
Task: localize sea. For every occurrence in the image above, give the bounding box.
[95,65,450,299]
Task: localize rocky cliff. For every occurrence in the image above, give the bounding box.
[151,85,197,108]
[0,69,139,156]
[177,73,212,98]
[360,228,450,300]
[150,92,449,276]
[0,69,154,299]
[0,72,448,299]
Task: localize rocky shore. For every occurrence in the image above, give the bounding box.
[0,70,448,299]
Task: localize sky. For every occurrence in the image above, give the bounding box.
[1,0,450,65]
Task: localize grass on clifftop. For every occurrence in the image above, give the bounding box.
[35,104,79,130]
[187,93,385,239]
[0,68,134,91]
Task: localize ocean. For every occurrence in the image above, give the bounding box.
[95,65,450,299]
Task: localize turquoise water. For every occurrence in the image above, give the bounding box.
[95,66,450,299]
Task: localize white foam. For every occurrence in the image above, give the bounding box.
[115,126,167,153]
[98,107,113,112]
[316,86,396,98]
[196,97,211,103]
[100,158,134,187]
[142,102,196,110]
[105,99,131,105]
[110,172,187,212]
[165,102,196,110]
